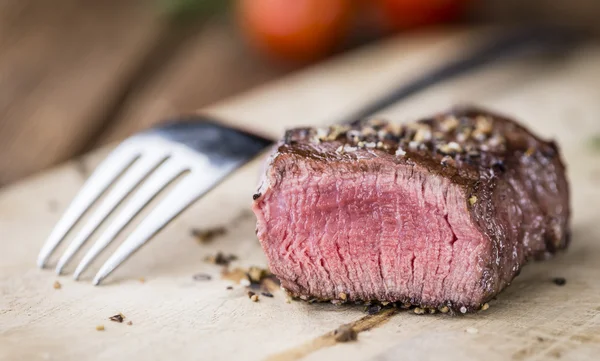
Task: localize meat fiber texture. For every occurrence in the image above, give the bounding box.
[252,106,570,313]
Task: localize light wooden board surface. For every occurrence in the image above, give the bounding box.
[2,29,600,361]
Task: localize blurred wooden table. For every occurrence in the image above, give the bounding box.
[3,0,600,187]
[1,25,600,361]
[0,0,290,186]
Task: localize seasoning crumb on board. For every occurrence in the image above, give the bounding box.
[247,266,269,284]
[222,265,276,287]
[553,277,567,286]
[192,273,212,281]
[247,291,260,302]
[138,277,145,283]
[481,303,490,311]
[96,325,105,331]
[109,313,125,323]
[466,327,479,334]
[205,252,238,266]
[366,304,382,315]
[53,281,61,289]
[333,324,357,343]
[127,321,133,326]
[191,227,226,244]
[222,265,279,300]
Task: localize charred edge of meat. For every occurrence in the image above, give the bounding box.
[284,289,491,315]
[253,105,570,312]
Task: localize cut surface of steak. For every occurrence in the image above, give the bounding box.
[252,106,570,312]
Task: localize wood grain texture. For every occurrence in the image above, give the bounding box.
[94,18,291,147]
[1,29,600,361]
[0,0,168,185]
[0,2,288,187]
[266,309,398,361]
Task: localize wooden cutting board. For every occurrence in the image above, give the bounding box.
[1,28,600,361]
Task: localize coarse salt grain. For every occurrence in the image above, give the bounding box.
[447,142,462,152]
[469,196,478,205]
[414,127,432,142]
[442,116,459,131]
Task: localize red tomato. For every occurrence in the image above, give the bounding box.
[237,0,354,63]
[374,0,471,31]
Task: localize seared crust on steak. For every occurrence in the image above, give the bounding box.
[253,106,570,312]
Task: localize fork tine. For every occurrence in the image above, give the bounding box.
[37,142,141,268]
[92,164,235,285]
[54,151,169,274]
[73,159,187,280]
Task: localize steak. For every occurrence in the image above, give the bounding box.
[252,106,570,312]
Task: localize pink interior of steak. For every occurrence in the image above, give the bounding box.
[253,156,489,307]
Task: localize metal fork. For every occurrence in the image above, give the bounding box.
[37,121,271,284]
[38,27,579,285]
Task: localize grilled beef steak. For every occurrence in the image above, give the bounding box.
[252,106,570,312]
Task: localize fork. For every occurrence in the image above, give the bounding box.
[38,27,578,285]
[37,121,271,284]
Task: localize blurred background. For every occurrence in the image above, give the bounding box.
[0,0,598,187]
